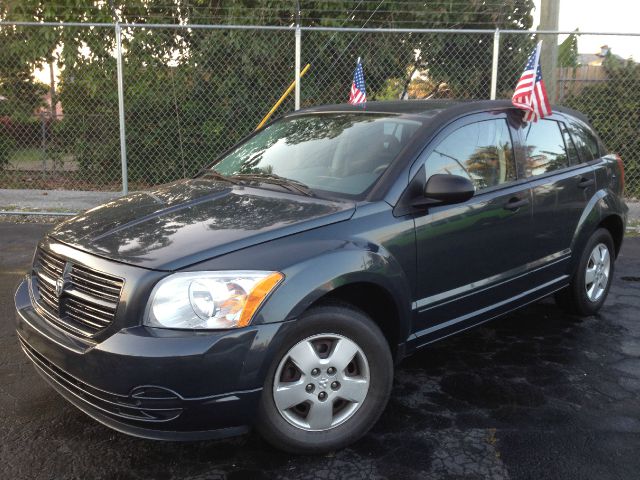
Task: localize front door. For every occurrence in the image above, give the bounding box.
[410,113,535,340]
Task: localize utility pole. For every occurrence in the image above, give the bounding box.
[294,0,302,110]
[539,0,560,103]
[49,61,56,120]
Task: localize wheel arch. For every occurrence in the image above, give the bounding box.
[597,214,624,258]
[571,189,626,265]
[253,247,413,364]
[306,282,405,361]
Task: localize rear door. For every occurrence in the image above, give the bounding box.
[564,116,609,192]
[410,112,536,337]
[517,115,597,281]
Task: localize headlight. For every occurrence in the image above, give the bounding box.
[144,271,283,330]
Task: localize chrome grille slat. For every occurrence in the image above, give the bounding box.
[38,285,57,304]
[66,297,114,319]
[38,291,59,313]
[39,249,65,274]
[69,272,121,294]
[32,246,124,338]
[40,262,62,279]
[40,248,65,265]
[37,278,59,309]
[69,278,120,302]
[65,303,112,326]
[37,273,55,290]
[66,287,118,310]
[36,270,55,286]
[71,264,123,287]
[65,310,105,330]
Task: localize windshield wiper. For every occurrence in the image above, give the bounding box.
[232,173,316,197]
[199,170,241,185]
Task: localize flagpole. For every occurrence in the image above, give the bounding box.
[490,29,500,100]
[256,63,311,130]
[512,40,551,122]
[294,0,302,111]
[532,41,543,73]
[529,41,543,111]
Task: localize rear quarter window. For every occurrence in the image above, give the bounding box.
[559,122,580,165]
[567,119,601,162]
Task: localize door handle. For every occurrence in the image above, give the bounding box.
[504,197,529,211]
[578,177,595,189]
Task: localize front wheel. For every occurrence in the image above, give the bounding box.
[555,228,615,316]
[256,303,393,454]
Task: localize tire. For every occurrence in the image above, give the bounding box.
[256,303,393,454]
[555,228,615,316]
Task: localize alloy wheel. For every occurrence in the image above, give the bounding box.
[273,333,370,431]
[585,242,611,302]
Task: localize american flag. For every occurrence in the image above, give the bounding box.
[348,59,367,105]
[512,41,551,122]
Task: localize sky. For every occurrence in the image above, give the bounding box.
[533,0,640,59]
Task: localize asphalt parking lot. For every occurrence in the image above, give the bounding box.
[1,222,639,480]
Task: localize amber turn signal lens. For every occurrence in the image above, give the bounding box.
[238,272,284,327]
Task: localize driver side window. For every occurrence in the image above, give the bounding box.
[425,119,517,191]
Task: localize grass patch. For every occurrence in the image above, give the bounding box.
[0,205,77,214]
[9,148,46,165]
[626,219,640,238]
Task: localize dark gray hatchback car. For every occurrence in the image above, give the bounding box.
[15,100,627,453]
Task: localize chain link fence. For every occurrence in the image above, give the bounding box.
[1,22,639,207]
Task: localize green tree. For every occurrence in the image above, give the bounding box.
[0,13,49,169]
[0,0,535,185]
[558,30,579,68]
[564,58,640,197]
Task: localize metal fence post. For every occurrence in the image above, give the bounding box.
[295,25,302,110]
[115,22,129,195]
[490,29,500,100]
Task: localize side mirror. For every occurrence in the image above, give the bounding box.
[422,173,475,205]
[395,169,476,216]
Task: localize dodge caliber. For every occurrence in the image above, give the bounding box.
[15,100,628,453]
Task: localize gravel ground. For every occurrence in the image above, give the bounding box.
[1,223,640,480]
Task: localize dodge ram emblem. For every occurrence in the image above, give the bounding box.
[55,278,65,297]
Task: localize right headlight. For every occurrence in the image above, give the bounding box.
[144,271,284,330]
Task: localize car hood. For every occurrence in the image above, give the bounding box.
[49,179,355,271]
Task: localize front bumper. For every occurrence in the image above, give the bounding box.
[15,279,285,441]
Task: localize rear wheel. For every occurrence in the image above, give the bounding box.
[256,303,393,454]
[555,228,615,316]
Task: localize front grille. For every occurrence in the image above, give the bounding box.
[32,247,124,338]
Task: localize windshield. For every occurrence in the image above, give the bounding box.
[209,113,423,197]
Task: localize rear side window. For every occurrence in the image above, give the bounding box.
[567,119,601,162]
[424,119,517,190]
[523,120,569,176]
